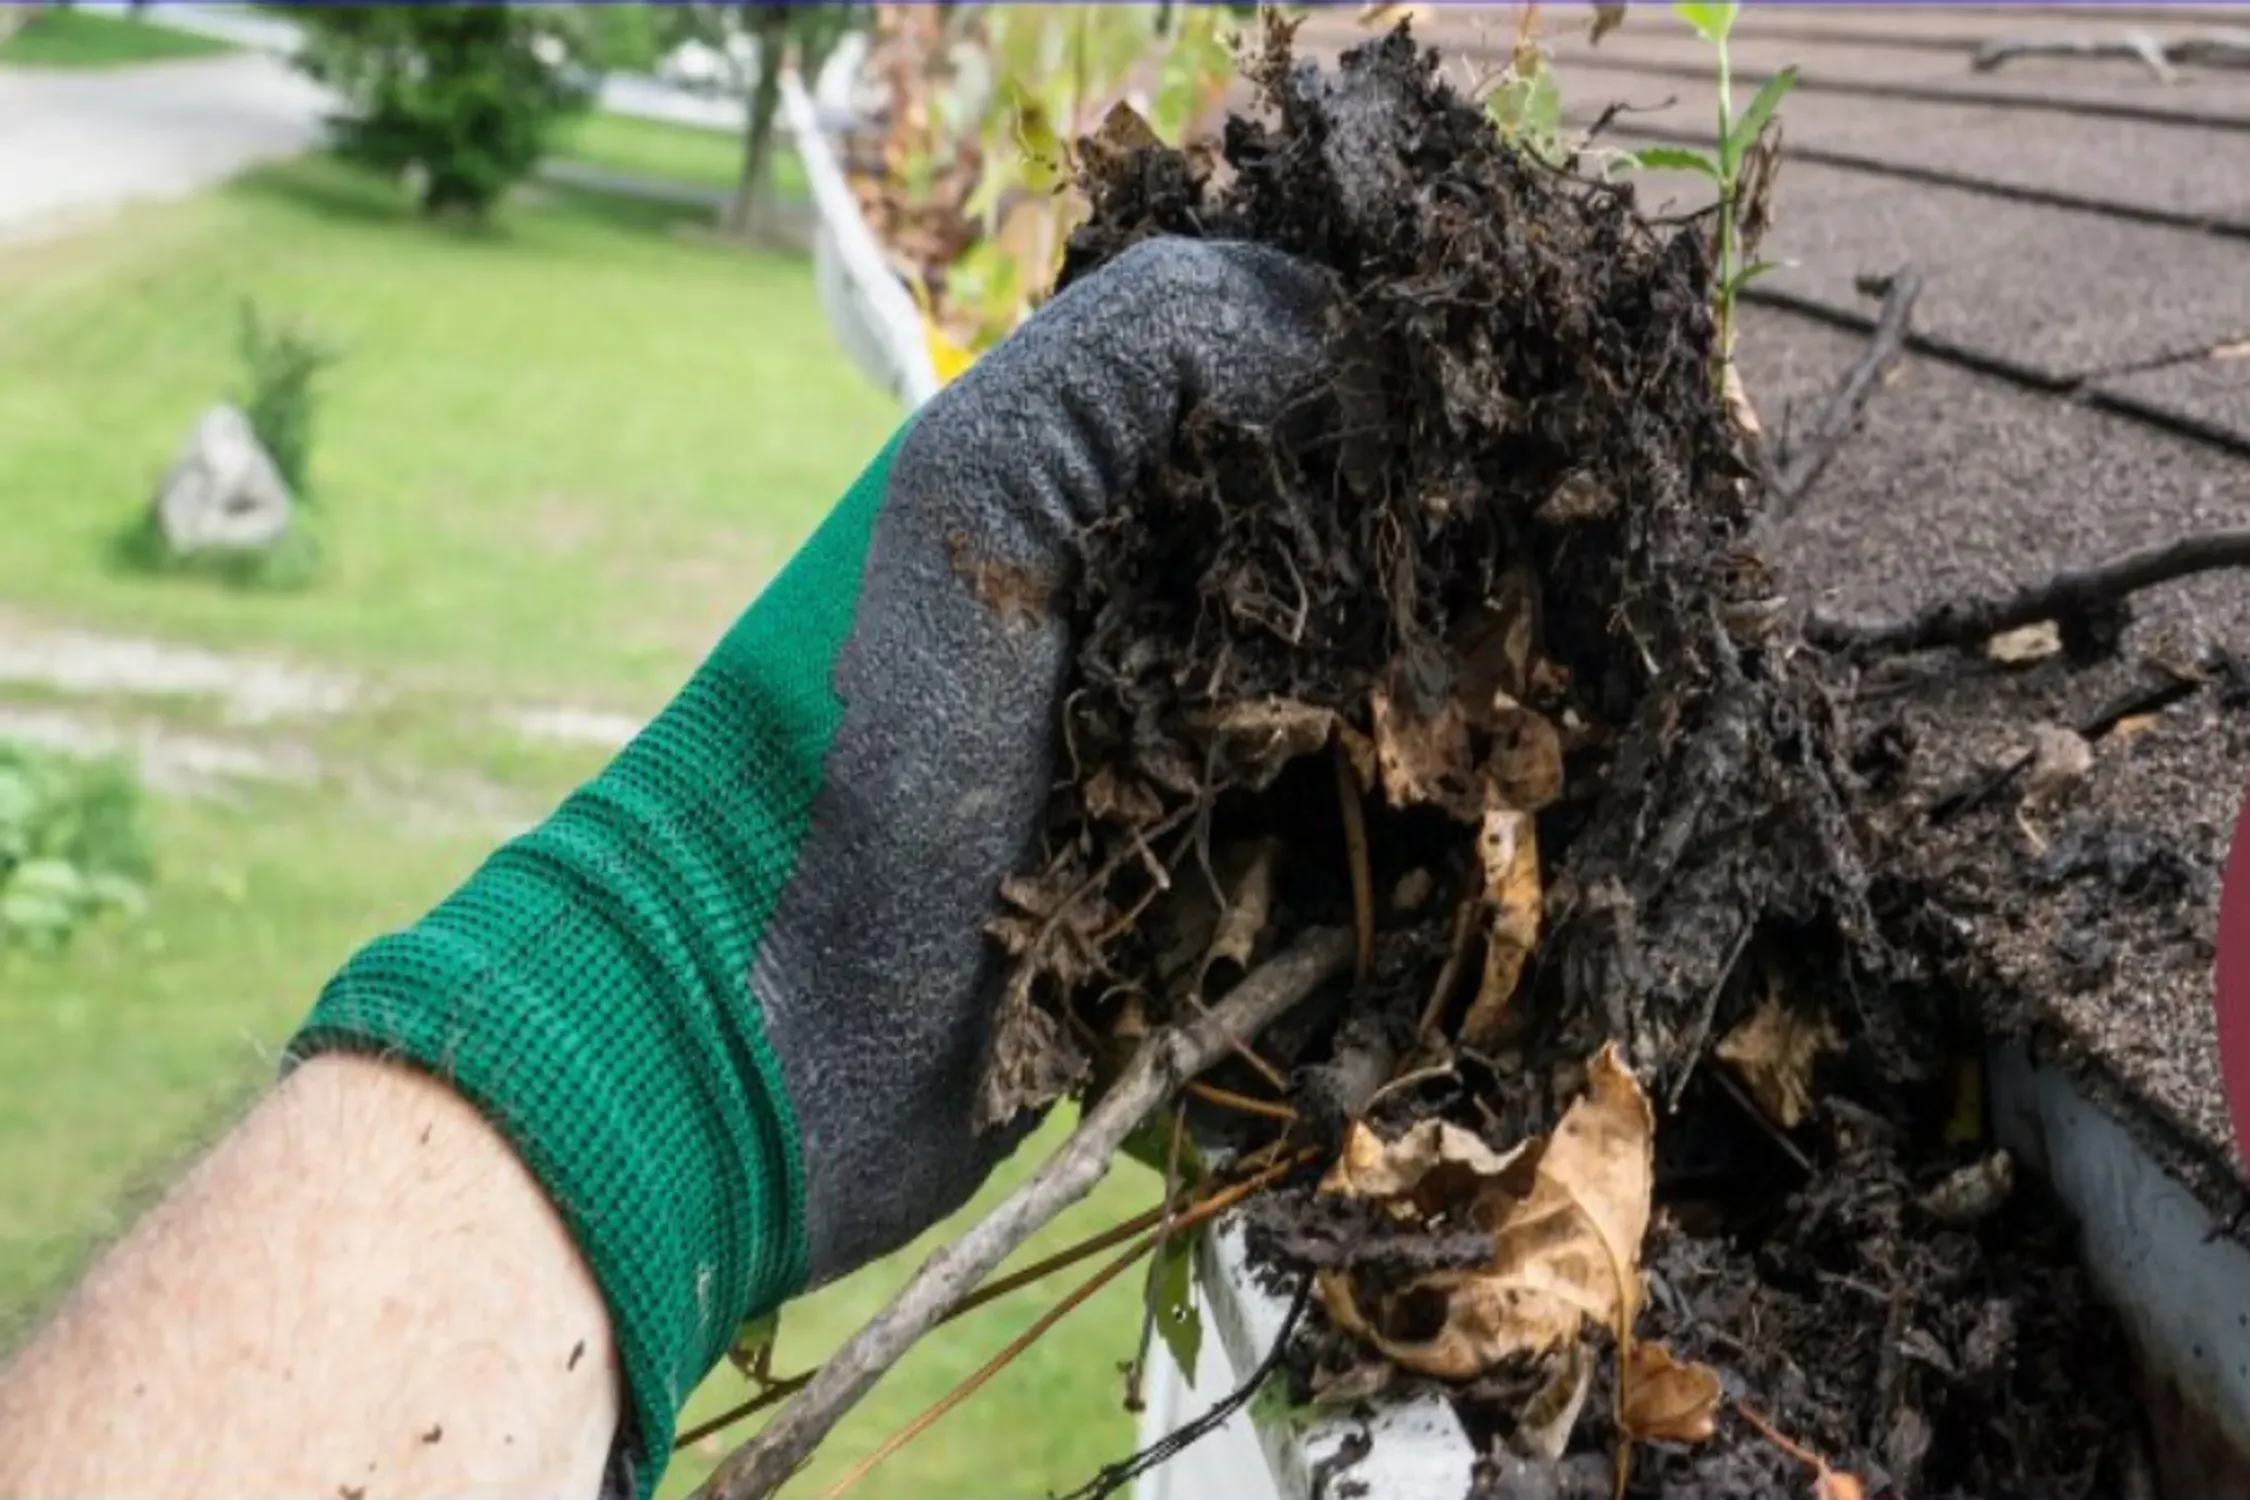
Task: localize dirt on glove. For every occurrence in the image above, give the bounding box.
[976,17,2145,1498]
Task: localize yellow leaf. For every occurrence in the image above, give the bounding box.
[923,317,976,386]
[1621,1341,1722,1444]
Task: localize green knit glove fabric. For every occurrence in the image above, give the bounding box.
[286,427,906,1498]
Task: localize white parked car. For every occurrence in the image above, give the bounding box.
[657,35,761,96]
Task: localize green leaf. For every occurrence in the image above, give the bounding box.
[1729,258,1787,290]
[1670,1,1737,43]
[1723,65,1798,176]
[1152,1231,1202,1387]
[10,858,88,905]
[0,888,76,938]
[1626,145,1722,179]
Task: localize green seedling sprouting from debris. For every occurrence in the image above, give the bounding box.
[1635,3,1797,392]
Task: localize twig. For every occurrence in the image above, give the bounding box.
[948,1150,1309,1326]
[1416,881,1482,1042]
[817,1235,1158,1500]
[675,1375,813,1452]
[1766,268,1921,519]
[1665,920,1756,1112]
[1186,1080,1296,1122]
[1122,1106,1189,1414]
[1335,736,1374,986]
[1809,527,2250,659]
[1050,1276,1317,1500]
[1358,1061,1457,1118]
[1927,663,2205,822]
[693,928,1354,1500]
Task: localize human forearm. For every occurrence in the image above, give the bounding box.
[0,1054,621,1500]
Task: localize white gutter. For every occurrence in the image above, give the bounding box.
[782,40,942,411]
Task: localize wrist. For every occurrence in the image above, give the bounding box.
[288,424,906,1496]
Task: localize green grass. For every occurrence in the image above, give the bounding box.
[0,9,237,67]
[0,154,895,715]
[0,154,1138,1496]
[554,111,809,203]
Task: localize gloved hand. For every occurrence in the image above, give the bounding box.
[286,236,1330,1498]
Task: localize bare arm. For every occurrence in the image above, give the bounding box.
[0,1055,621,1500]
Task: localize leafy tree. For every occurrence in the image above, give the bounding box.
[278,3,596,220]
[662,4,869,240]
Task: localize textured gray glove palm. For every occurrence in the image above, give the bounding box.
[761,237,1333,1284]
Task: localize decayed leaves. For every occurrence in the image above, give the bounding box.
[1371,679,1480,819]
[978,870,1114,1127]
[1621,1341,1724,1444]
[1714,985,1840,1130]
[1316,1044,1655,1381]
[1465,801,1542,1050]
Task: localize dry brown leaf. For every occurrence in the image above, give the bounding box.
[1079,100,1163,181]
[1535,471,1618,527]
[1211,698,1337,790]
[1371,680,1478,818]
[1083,764,1164,825]
[1319,1044,1654,1380]
[1589,2,1627,44]
[1453,564,1542,713]
[1714,988,1839,1130]
[1483,694,1564,812]
[1984,620,2062,665]
[1621,1341,1723,1444]
[2022,724,2092,814]
[1919,1149,2015,1225]
[1818,1471,1868,1500]
[1460,801,1542,1051]
[1199,838,1282,994]
[1514,1341,1594,1461]
[1322,1117,1526,1208]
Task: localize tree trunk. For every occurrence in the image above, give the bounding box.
[725,5,792,241]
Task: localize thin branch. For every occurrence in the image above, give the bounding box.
[1809,527,2250,659]
[1766,268,1922,518]
[1186,1080,1296,1122]
[817,1236,1157,1500]
[1122,1105,1189,1413]
[693,928,1354,1500]
[1927,663,2206,823]
[675,1375,813,1452]
[1335,736,1374,987]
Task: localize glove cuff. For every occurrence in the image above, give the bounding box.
[285,426,909,1498]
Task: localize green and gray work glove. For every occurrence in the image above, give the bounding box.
[286,237,1331,1497]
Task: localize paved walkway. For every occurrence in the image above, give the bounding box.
[0,50,329,242]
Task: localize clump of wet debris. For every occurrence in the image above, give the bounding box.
[977,17,2145,1499]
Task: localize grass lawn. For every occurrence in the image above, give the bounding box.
[0,153,894,714]
[0,156,1144,1494]
[553,111,809,204]
[0,8,238,67]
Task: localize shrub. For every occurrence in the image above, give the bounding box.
[0,742,152,950]
[281,3,596,219]
[237,298,337,503]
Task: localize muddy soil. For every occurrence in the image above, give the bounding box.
[978,18,2146,1498]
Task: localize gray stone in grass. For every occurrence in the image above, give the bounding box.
[152,403,292,556]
